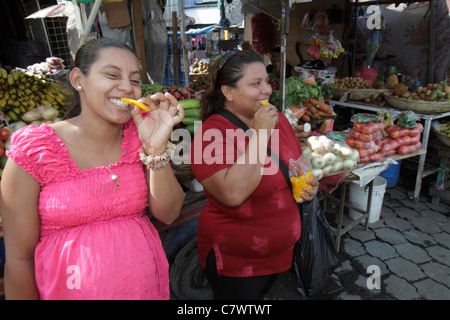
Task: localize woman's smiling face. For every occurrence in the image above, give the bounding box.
[223,61,272,118]
[79,46,142,123]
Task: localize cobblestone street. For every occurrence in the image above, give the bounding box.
[267,185,450,300]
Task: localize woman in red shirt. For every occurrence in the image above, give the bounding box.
[190,50,319,299]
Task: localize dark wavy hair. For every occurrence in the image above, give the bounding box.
[63,38,139,119]
[200,50,264,121]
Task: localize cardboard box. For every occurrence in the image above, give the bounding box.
[103,1,131,29]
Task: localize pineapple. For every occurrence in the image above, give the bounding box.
[393,75,415,96]
[372,74,385,89]
[386,66,399,89]
[393,83,408,96]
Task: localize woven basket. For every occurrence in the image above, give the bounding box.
[333,88,390,100]
[431,122,450,148]
[383,93,450,113]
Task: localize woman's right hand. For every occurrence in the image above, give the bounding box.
[253,104,278,136]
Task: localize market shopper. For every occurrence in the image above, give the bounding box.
[190,50,319,299]
[266,46,299,78]
[0,38,185,299]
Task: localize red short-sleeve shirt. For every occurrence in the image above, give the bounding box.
[190,112,303,277]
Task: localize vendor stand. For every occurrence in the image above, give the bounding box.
[330,99,450,203]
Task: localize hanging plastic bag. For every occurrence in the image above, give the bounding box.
[251,13,276,55]
[293,195,339,298]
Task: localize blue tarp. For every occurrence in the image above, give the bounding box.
[185,24,217,35]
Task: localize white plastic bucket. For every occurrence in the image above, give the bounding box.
[348,176,387,223]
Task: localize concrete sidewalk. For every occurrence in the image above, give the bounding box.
[267,185,450,300]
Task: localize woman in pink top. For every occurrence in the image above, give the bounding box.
[0,38,185,299]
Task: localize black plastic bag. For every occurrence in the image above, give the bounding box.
[293,196,339,299]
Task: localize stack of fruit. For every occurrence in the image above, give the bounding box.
[384,112,423,155]
[189,60,209,75]
[400,81,449,102]
[345,113,386,163]
[0,68,68,123]
[330,77,372,89]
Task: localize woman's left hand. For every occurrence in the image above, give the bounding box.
[131,92,184,155]
[300,174,320,202]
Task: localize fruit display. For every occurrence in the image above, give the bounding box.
[344,112,424,160]
[392,80,450,102]
[330,77,371,89]
[189,59,209,75]
[385,66,399,89]
[0,67,68,123]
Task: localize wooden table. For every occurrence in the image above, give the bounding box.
[321,150,427,252]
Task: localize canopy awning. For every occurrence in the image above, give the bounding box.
[185,24,217,36]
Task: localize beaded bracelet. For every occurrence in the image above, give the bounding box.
[139,142,176,170]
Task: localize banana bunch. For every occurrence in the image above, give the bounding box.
[0,67,68,122]
[440,122,450,138]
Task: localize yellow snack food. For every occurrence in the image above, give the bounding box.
[121,98,150,111]
[290,171,313,203]
[260,101,270,106]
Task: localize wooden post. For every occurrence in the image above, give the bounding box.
[428,0,436,84]
[131,0,147,83]
[172,11,179,87]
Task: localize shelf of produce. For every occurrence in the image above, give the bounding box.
[330,100,450,203]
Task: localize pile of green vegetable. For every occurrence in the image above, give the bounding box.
[269,77,331,108]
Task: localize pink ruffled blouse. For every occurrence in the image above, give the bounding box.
[6,120,170,300]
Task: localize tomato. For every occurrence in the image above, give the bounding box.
[359,156,370,163]
[385,125,395,134]
[345,136,356,147]
[409,128,420,137]
[416,122,424,133]
[349,128,361,139]
[369,152,382,162]
[358,148,369,158]
[389,129,400,138]
[381,140,398,153]
[383,149,396,157]
[410,141,422,152]
[410,135,420,144]
[397,145,411,155]
[396,135,411,146]
[398,128,410,137]
[0,128,10,141]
